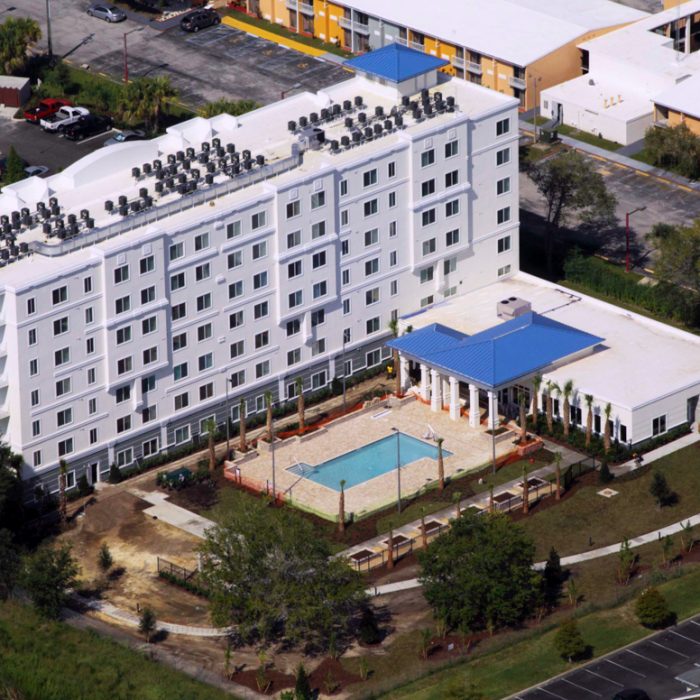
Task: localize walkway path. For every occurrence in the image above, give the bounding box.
[131,489,215,540]
[612,430,700,476]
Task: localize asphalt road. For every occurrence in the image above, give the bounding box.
[516,614,700,700]
[1,0,349,107]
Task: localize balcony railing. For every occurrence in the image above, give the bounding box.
[299,2,314,16]
[409,40,425,52]
[466,61,482,75]
[338,15,352,29]
[353,21,370,35]
[509,76,526,90]
[395,36,408,46]
[450,56,465,69]
[285,0,296,10]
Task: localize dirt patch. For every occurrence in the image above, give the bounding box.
[309,657,362,695]
[231,667,294,695]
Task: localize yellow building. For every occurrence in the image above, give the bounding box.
[654,73,700,137]
[239,0,647,111]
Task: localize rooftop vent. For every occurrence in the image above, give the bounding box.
[497,297,531,320]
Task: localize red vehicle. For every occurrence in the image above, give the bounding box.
[23,98,72,124]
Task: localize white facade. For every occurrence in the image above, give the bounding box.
[0,71,519,493]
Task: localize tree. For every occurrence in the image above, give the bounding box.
[238,398,246,452]
[635,587,673,628]
[561,380,574,437]
[58,459,68,524]
[519,393,528,440]
[528,149,617,275]
[418,512,542,634]
[338,479,346,534]
[108,463,122,484]
[566,577,580,608]
[531,373,542,420]
[617,537,636,585]
[681,520,695,554]
[139,606,157,643]
[599,460,614,485]
[199,98,260,118]
[23,543,79,619]
[388,318,402,397]
[0,445,23,533]
[0,529,20,600]
[584,394,594,448]
[603,403,612,454]
[554,618,587,662]
[200,497,366,649]
[206,418,217,472]
[644,124,700,180]
[357,606,381,645]
[296,377,305,434]
[545,381,556,433]
[650,471,674,509]
[420,507,428,549]
[264,391,273,442]
[124,76,178,133]
[660,534,674,567]
[97,543,113,574]
[419,628,432,660]
[3,146,25,185]
[294,663,312,700]
[0,17,41,74]
[647,219,700,297]
[436,437,445,493]
[543,547,563,607]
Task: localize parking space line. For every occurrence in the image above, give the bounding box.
[538,687,569,699]
[604,658,645,677]
[561,678,602,696]
[626,649,668,668]
[584,668,623,687]
[650,640,689,658]
[689,620,700,629]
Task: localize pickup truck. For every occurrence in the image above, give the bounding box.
[23,98,72,124]
[40,106,90,133]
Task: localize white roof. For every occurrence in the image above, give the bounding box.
[653,73,700,119]
[0,75,29,89]
[401,272,700,410]
[342,0,647,66]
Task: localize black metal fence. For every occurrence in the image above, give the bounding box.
[156,556,197,582]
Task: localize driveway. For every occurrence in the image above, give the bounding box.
[2,0,349,107]
[516,615,700,700]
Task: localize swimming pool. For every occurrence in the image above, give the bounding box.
[287,432,452,491]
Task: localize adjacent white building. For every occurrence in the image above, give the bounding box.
[0,46,520,494]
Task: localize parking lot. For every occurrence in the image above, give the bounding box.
[516,615,700,700]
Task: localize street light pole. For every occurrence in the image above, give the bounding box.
[532,74,542,141]
[123,27,143,84]
[625,206,647,273]
[271,408,276,499]
[45,0,53,62]
[392,427,402,513]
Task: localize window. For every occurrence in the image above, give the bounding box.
[56,378,71,397]
[288,260,302,279]
[497,206,511,225]
[420,295,434,307]
[195,262,211,282]
[619,424,627,443]
[118,357,133,375]
[287,230,301,249]
[58,438,74,457]
[197,323,212,342]
[497,177,511,195]
[312,221,326,239]
[446,199,460,217]
[170,272,185,291]
[252,241,267,260]
[421,149,435,167]
[389,221,397,238]
[53,317,68,336]
[116,416,131,434]
[255,360,270,378]
[254,301,269,319]
[87,368,96,384]
[652,415,667,436]
[140,255,154,274]
[229,311,244,329]
[230,340,245,359]
[445,140,459,158]
[199,383,213,401]
[390,280,398,296]
[194,232,209,251]
[253,272,268,290]
[173,362,188,381]
[366,317,380,334]
[363,169,377,188]
[340,178,348,197]
[364,228,378,246]
[254,331,269,349]
[498,264,512,277]
[32,419,40,437]
[287,348,301,366]
[446,229,460,247]
[311,370,327,390]
[84,276,93,294]
[342,298,351,315]
[114,264,129,285]
[89,428,98,445]
[33,450,41,467]
[496,147,510,166]
[363,199,378,217]
[27,297,36,315]
[286,200,300,219]
[142,316,157,335]
[228,251,242,269]
[496,117,510,136]
[198,353,213,372]
[341,240,349,256]
[388,161,396,178]
[422,238,436,256]
[366,349,381,367]
[226,220,241,239]
[141,286,155,305]
[113,326,130,346]
[311,309,325,327]
[498,235,511,253]
[312,251,326,269]
[255,396,265,413]
[289,290,302,308]
[420,266,434,284]
[143,347,158,365]
[141,375,155,394]
[313,281,327,299]
[444,257,457,275]
[143,437,159,456]
[286,319,300,336]
[421,179,436,197]
[365,288,379,306]
[172,332,187,351]
[287,381,299,400]
[174,426,190,444]
[229,281,243,299]
[340,209,349,227]
[171,302,186,321]
[88,398,97,415]
[115,295,130,315]
[54,348,69,367]
[251,211,266,229]
[85,307,94,325]
[196,292,212,311]
[86,337,95,355]
[169,242,184,261]
[31,389,39,407]
[364,258,379,276]
[422,209,436,227]
[311,190,325,209]
[52,286,68,306]
[29,359,38,376]
[174,392,189,411]
[388,191,396,208]
[142,406,157,423]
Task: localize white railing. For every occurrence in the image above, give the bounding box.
[509,76,526,90]
[353,21,370,35]
[466,61,482,75]
[299,2,314,16]
[338,15,352,29]
[394,36,408,46]
[450,56,465,69]
[409,40,425,52]
[285,0,296,10]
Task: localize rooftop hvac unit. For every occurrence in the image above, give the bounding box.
[497,297,531,320]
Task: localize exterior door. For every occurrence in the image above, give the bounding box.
[89,462,99,484]
[688,395,699,425]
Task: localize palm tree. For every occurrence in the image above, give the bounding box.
[0,17,41,74]
[388,318,401,397]
[545,381,556,433]
[124,76,178,134]
[562,380,574,437]
[338,480,346,533]
[531,373,543,421]
[519,393,528,441]
[436,437,445,493]
[488,485,495,514]
[584,394,594,448]
[58,459,67,524]
[199,98,259,118]
[295,377,305,434]
[238,398,247,453]
[522,466,529,515]
[453,491,462,519]
[206,418,217,472]
[603,403,612,453]
[264,391,273,442]
[554,451,562,500]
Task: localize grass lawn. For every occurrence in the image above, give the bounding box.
[0,601,233,700]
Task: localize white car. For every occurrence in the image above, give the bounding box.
[24,166,49,178]
[40,106,90,132]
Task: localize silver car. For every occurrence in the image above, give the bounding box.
[86,4,127,22]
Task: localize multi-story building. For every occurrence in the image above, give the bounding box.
[233,0,646,110]
[0,46,519,495]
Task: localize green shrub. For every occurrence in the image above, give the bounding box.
[108,463,122,484]
[635,587,674,628]
[554,618,587,662]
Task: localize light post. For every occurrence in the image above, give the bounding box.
[391,427,401,513]
[270,405,276,498]
[123,27,143,84]
[224,373,236,460]
[625,206,646,273]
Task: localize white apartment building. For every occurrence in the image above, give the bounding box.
[0,46,519,495]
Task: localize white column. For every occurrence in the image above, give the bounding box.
[160,424,169,451]
[420,363,430,402]
[487,390,500,429]
[400,355,410,392]
[449,377,460,421]
[469,384,480,428]
[441,376,450,409]
[430,369,441,412]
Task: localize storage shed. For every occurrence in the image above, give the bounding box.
[0,76,31,108]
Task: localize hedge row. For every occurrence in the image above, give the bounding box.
[157,570,211,599]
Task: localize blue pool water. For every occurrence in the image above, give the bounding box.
[287,433,452,491]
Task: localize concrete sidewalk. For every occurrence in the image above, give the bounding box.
[131,489,215,540]
[612,430,700,476]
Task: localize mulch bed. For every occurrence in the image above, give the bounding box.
[424,630,490,662]
[308,658,362,695]
[231,668,294,695]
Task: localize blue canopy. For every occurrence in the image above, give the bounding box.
[346,44,448,84]
[388,312,604,389]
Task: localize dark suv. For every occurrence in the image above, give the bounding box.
[180,8,220,32]
[63,114,113,141]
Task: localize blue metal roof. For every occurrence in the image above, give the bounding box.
[345,44,448,84]
[388,312,604,389]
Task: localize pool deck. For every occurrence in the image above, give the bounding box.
[225,394,515,519]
